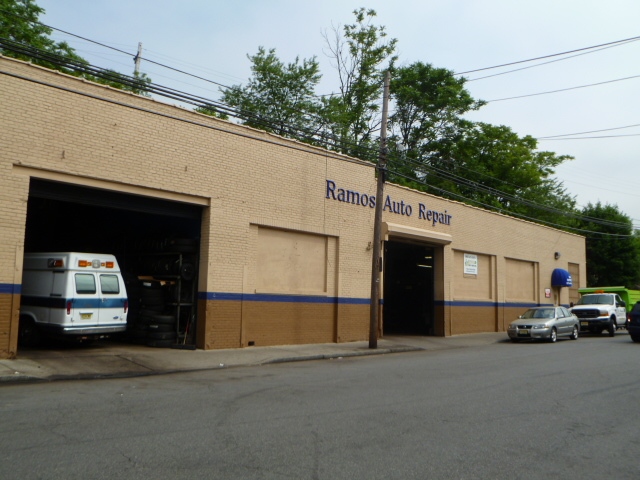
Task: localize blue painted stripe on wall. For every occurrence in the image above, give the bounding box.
[440,300,552,308]
[0,283,21,294]
[195,293,552,309]
[198,292,370,305]
[5,285,554,311]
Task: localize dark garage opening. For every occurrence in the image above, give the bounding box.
[383,240,435,335]
[21,178,203,349]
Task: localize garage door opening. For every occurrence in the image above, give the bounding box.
[383,241,435,335]
[20,178,204,350]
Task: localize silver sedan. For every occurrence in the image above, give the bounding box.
[507,306,579,343]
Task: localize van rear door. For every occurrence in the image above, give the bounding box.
[97,273,127,327]
[71,272,100,327]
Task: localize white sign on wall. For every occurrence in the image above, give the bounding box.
[464,254,478,275]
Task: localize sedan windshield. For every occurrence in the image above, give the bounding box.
[522,308,555,319]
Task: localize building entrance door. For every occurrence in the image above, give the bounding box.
[383,241,435,335]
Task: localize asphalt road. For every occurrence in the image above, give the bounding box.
[1,333,638,479]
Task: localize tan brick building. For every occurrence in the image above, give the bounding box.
[0,56,585,359]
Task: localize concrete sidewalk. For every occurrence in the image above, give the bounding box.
[0,333,506,384]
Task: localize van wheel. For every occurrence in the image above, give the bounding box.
[18,317,41,348]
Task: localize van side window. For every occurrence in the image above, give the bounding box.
[75,273,96,294]
[100,275,120,294]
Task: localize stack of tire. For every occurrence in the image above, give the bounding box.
[127,280,177,348]
[133,237,198,254]
[122,272,142,326]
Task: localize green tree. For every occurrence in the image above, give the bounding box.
[321,8,397,158]
[1,0,151,94]
[195,104,229,120]
[93,69,152,96]
[389,120,578,227]
[0,0,87,73]
[220,47,322,140]
[389,62,484,162]
[579,202,640,287]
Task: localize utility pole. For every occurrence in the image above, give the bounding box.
[133,42,143,75]
[369,71,390,349]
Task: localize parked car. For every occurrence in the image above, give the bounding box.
[627,301,640,343]
[507,306,579,343]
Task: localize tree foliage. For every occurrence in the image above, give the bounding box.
[93,69,152,96]
[0,0,87,73]
[415,122,577,225]
[321,8,397,157]
[220,47,322,139]
[386,64,577,228]
[389,62,484,162]
[0,0,151,94]
[578,202,640,288]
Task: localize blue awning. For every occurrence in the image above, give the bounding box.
[551,268,573,287]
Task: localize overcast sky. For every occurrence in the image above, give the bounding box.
[37,0,640,227]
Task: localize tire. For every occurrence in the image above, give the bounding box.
[146,323,174,333]
[548,327,557,343]
[140,290,164,303]
[180,263,195,281]
[148,314,176,325]
[18,317,41,348]
[631,335,640,343]
[569,325,580,340]
[608,319,616,337]
[140,280,162,290]
[147,331,177,341]
[146,339,175,348]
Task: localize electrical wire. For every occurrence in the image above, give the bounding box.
[466,39,640,82]
[537,123,640,139]
[383,165,635,238]
[454,35,640,76]
[384,154,631,230]
[1,35,636,234]
[487,74,640,103]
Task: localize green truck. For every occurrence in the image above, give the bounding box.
[578,287,640,313]
[571,287,640,336]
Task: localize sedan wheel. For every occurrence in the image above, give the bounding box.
[549,327,557,343]
[631,335,640,343]
[570,325,579,340]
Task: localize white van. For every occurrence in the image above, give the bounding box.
[19,252,128,346]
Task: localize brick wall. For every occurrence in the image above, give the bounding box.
[0,56,586,358]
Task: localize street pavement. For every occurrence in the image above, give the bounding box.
[0,333,505,384]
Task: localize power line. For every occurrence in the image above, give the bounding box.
[454,35,640,75]
[537,123,640,139]
[19,11,640,146]
[385,154,631,230]
[539,133,640,140]
[2,33,635,234]
[384,166,635,237]
[466,39,640,82]
[487,74,640,103]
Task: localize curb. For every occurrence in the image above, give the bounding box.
[0,345,425,385]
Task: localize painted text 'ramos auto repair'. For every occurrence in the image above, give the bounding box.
[325,180,452,227]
